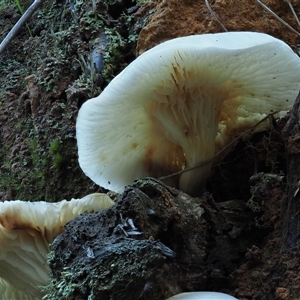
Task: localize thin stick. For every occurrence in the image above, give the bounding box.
[205,0,227,32]
[0,0,45,55]
[256,0,300,37]
[159,112,278,181]
[285,0,300,28]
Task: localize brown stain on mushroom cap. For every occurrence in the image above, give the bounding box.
[0,210,63,239]
[142,141,184,189]
[145,60,238,155]
[140,58,242,193]
[0,212,38,231]
[131,142,138,149]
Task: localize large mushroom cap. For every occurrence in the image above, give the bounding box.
[0,193,114,298]
[76,31,300,196]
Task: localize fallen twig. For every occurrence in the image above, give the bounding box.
[0,0,45,55]
[256,0,300,37]
[285,0,300,28]
[205,0,227,32]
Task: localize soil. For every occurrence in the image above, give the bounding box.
[1,0,300,299]
[0,0,152,201]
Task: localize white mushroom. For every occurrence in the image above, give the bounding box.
[167,291,238,299]
[0,193,114,299]
[76,31,300,196]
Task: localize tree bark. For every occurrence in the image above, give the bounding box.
[45,178,263,300]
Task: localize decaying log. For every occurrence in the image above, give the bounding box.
[45,178,265,300]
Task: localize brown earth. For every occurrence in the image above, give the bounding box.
[137,0,300,54]
[1,0,300,299]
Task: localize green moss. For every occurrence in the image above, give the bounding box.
[44,240,165,300]
[0,0,151,202]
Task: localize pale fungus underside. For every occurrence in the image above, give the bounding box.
[76,32,300,197]
[0,194,114,299]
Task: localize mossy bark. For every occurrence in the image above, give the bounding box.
[46,178,262,299]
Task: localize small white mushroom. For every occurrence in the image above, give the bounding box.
[76,32,300,196]
[167,291,238,299]
[0,193,114,299]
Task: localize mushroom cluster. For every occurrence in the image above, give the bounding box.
[0,193,114,299]
[76,31,300,196]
